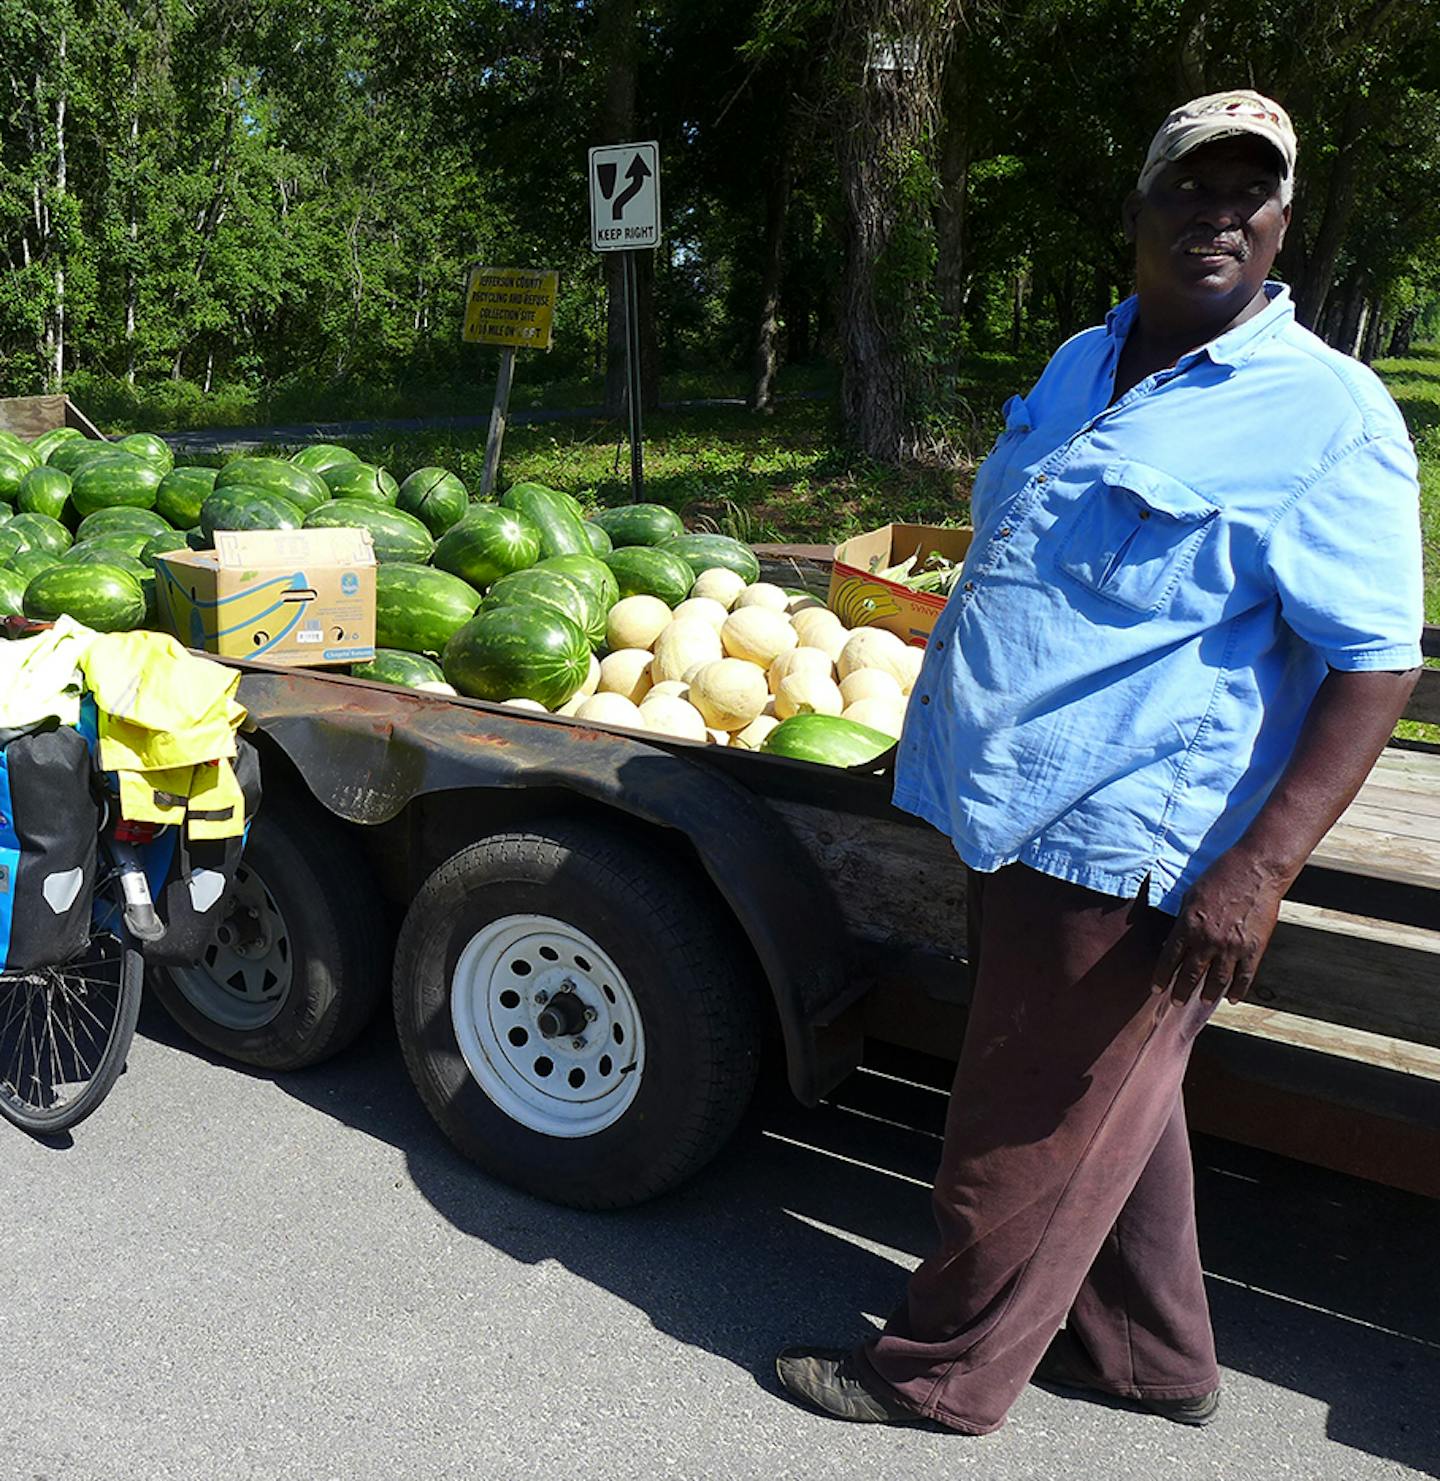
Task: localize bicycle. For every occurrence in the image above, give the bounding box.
[0,803,173,1135]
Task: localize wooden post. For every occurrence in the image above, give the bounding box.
[480,346,517,497]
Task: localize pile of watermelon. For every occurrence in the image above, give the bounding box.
[0,425,919,767]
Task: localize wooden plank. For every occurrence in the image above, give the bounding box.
[1209,1002,1440,1079]
[1402,667,1440,727]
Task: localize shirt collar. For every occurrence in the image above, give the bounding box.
[1104,281,1294,369]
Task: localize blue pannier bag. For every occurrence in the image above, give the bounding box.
[0,720,101,973]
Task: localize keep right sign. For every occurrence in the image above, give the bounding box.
[589,141,661,252]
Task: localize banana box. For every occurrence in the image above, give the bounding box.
[828,523,973,646]
[153,528,376,666]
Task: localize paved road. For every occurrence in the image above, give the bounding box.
[159,394,825,455]
[4,1003,1437,1481]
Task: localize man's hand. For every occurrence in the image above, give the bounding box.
[1153,848,1289,1005]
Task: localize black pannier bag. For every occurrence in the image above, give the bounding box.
[0,721,100,973]
[143,736,263,967]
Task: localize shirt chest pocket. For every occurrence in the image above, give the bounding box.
[1055,461,1219,614]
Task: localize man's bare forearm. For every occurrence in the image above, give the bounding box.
[1231,665,1421,888]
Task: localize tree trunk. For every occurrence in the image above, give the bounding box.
[832,0,961,462]
[750,112,793,414]
[1388,306,1420,358]
[934,45,969,335]
[48,32,68,389]
[1330,270,1367,356]
[1011,271,1027,353]
[1287,94,1367,328]
[1359,299,1385,364]
[597,0,638,420]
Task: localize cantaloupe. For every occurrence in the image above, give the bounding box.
[775,672,845,719]
[607,593,673,651]
[839,668,903,707]
[843,695,907,738]
[690,567,747,609]
[768,645,835,695]
[502,697,548,712]
[638,693,709,741]
[578,652,602,698]
[689,658,769,731]
[672,596,730,631]
[731,713,782,751]
[732,581,790,613]
[576,692,648,730]
[895,644,925,694]
[838,627,909,683]
[721,607,798,668]
[598,648,654,704]
[651,616,723,684]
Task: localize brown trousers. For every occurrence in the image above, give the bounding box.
[858,863,1221,1435]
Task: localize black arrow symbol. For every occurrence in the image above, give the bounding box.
[612,153,651,220]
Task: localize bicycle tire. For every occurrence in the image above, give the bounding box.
[0,879,143,1135]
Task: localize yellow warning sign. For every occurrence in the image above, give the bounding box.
[462,267,558,349]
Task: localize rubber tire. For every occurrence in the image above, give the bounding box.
[0,915,142,1135]
[149,787,389,1071]
[393,820,762,1209]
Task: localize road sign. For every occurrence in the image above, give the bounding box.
[462,266,558,349]
[589,142,661,252]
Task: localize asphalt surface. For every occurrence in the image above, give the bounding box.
[4,1002,1438,1481]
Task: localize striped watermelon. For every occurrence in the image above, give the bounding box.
[156,466,218,529]
[64,533,153,564]
[442,604,591,710]
[659,533,761,586]
[6,512,72,557]
[48,439,120,476]
[602,545,695,607]
[29,427,85,462]
[433,506,541,589]
[374,563,483,656]
[17,466,72,521]
[590,503,684,548]
[140,532,187,567]
[350,649,447,689]
[70,456,163,518]
[500,483,590,560]
[304,499,433,564]
[0,567,25,615]
[292,443,361,475]
[0,449,31,504]
[199,486,305,540]
[534,553,620,613]
[118,432,174,472]
[322,462,398,504]
[759,713,896,767]
[76,506,174,542]
[215,456,329,514]
[397,467,468,538]
[582,522,613,557]
[24,563,147,631]
[482,567,602,650]
[6,548,65,585]
[0,529,24,565]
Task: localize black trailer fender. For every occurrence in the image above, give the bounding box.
[234,669,858,1105]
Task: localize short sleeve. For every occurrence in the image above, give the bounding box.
[1266,434,1424,670]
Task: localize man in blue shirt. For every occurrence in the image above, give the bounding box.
[778,92,1422,1435]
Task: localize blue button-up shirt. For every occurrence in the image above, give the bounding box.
[893,283,1424,913]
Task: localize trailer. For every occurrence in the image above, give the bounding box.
[143,559,1440,1209]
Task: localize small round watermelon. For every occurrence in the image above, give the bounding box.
[17,465,73,521]
[200,486,305,541]
[156,466,219,529]
[602,545,696,607]
[590,503,685,548]
[118,432,175,473]
[215,456,329,514]
[351,650,447,689]
[433,506,542,590]
[6,511,72,557]
[442,604,591,710]
[292,443,361,475]
[322,462,397,504]
[24,562,147,632]
[397,467,468,538]
[70,456,163,518]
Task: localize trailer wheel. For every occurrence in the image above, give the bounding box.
[393,821,762,1209]
[149,788,389,1071]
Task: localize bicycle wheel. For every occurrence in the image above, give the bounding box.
[0,880,143,1135]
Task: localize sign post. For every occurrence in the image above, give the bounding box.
[589,140,661,501]
[462,266,559,496]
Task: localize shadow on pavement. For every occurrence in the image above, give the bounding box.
[137,997,1440,1476]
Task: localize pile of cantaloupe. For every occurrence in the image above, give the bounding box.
[501,566,924,748]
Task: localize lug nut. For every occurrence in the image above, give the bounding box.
[535,990,549,1004]
[571,1037,586,1050]
[584,1007,597,1022]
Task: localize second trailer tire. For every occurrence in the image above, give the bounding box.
[149,788,389,1071]
[392,820,763,1208]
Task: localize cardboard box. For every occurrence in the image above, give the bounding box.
[828,523,973,646]
[153,528,376,666]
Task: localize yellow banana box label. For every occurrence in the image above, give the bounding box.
[153,529,376,666]
[828,523,973,646]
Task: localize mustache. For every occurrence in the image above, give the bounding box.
[1179,234,1248,259]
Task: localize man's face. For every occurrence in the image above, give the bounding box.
[1123,136,1291,318]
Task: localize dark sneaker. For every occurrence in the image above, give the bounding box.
[1032,1331,1221,1428]
[775,1346,932,1426]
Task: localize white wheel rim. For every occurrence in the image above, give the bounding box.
[167,864,293,1031]
[450,913,645,1138]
